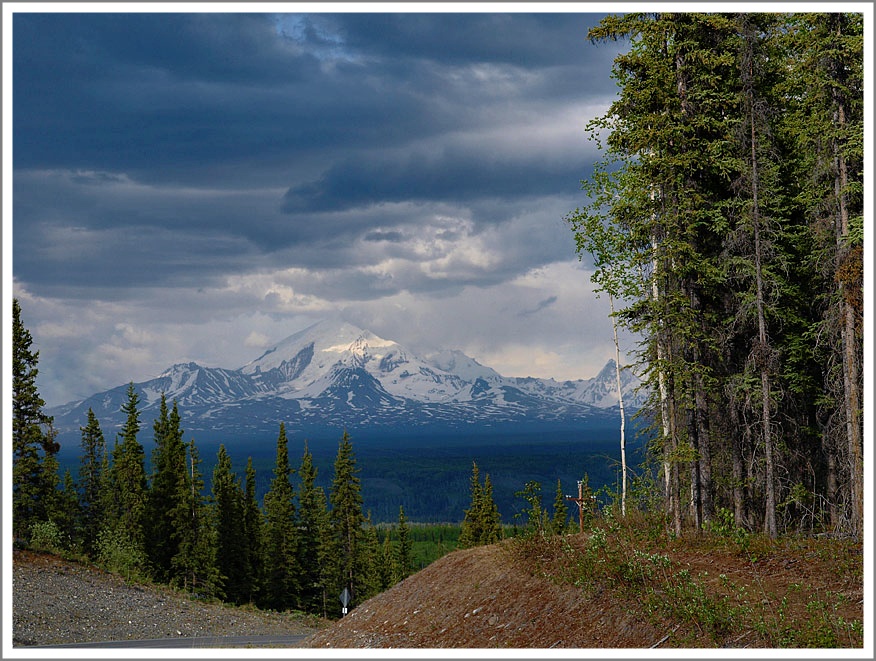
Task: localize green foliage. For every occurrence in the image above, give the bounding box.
[169,439,221,597]
[12,299,60,541]
[514,480,548,536]
[262,422,299,610]
[29,520,68,554]
[570,12,864,539]
[551,479,570,534]
[145,396,188,582]
[78,409,106,555]
[702,507,750,553]
[96,523,149,582]
[212,444,248,604]
[459,462,502,548]
[394,506,413,581]
[106,384,148,554]
[328,430,370,609]
[242,457,265,605]
[295,441,329,613]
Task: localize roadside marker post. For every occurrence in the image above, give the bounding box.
[339,587,351,616]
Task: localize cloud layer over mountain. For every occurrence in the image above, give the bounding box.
[9,9,633,406]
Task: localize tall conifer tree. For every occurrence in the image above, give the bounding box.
[296,441,329,613]
[212,444,247,603]
[12,299,60,541]
[78,408,106,555]
[107,383,148,555]
[329,430,366,608]
[262,422,299,610]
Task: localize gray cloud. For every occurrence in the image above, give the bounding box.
[11,9,629,405]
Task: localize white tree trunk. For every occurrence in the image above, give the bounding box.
[608,293,627,517]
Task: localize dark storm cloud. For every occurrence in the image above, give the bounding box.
[13,10,621,298]
[281,149,580,212]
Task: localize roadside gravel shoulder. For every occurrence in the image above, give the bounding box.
[12,550,322,647]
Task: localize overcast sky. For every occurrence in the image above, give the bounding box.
[6,6,638,408]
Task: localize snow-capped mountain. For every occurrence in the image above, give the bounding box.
[48,320,644,443]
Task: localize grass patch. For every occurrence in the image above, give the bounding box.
[506,509,863,648]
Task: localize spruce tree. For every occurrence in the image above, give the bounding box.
[573,12,863,537]
[78,408,106,555]
[145,395,188,581]
[377,532,394,591]
[55,469,81,549]
[171,439,220,596]
[394,505,412,581]
[480,474,502,544]
[329,430,366,609]
[359,514,382,602]
[459,462,502,547]
[786,12,864,537]
[12,299,60,541]
[107,383,148,556]
[296,441,329,614]
[458,462,484,548]
[212,445,247,603]
[552,479,569,534]
[242,456,265,604]
[262,422,299,610]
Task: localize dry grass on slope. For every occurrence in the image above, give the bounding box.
[304,526,864,650]
[305,538,673,649]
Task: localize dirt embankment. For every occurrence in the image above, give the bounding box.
[307,542,668,649]
[308,533,864,649]
[12,532,864,650]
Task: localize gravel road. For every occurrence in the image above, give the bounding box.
[12,550,322,648]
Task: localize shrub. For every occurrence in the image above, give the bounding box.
[95,525,148,581]
[29,520,67,554]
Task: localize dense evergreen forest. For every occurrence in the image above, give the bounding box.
[10,11,864,618]
[567,12,864,538]
[15,299,524,615]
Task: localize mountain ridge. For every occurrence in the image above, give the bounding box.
[48,320,644,443]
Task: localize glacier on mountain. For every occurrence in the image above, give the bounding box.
[48,319,645,441]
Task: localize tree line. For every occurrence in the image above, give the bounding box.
[566,12,863,538]
[12,298,510,615]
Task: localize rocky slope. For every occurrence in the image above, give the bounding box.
[11,550,320,648]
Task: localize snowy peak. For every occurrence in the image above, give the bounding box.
[48,319,645,441]
[425,349,501,383]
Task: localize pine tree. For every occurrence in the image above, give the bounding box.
[458,462,484,549]
[296,441,329,614]
[329,430,366,609]
[480,474,502,544]
[12,299,60,541]
[359,514,382,602]
[145,395,189,581]
[242,456,264,605]
[786,12,864,537]
[107,383,148,556]
[377,531,394,591]
[262,422,299,610]
[212,445,247,603]
[171,439,220,596]
[55,469,81,549]
[459,462,502,547]
[551,479,569,534]
[78,408,106,555]
[394,506,412,581]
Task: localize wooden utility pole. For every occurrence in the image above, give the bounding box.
[566,480,588,533]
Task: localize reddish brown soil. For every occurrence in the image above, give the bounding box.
[306,533,864,649]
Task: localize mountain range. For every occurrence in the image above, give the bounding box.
[48,320,645,445]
